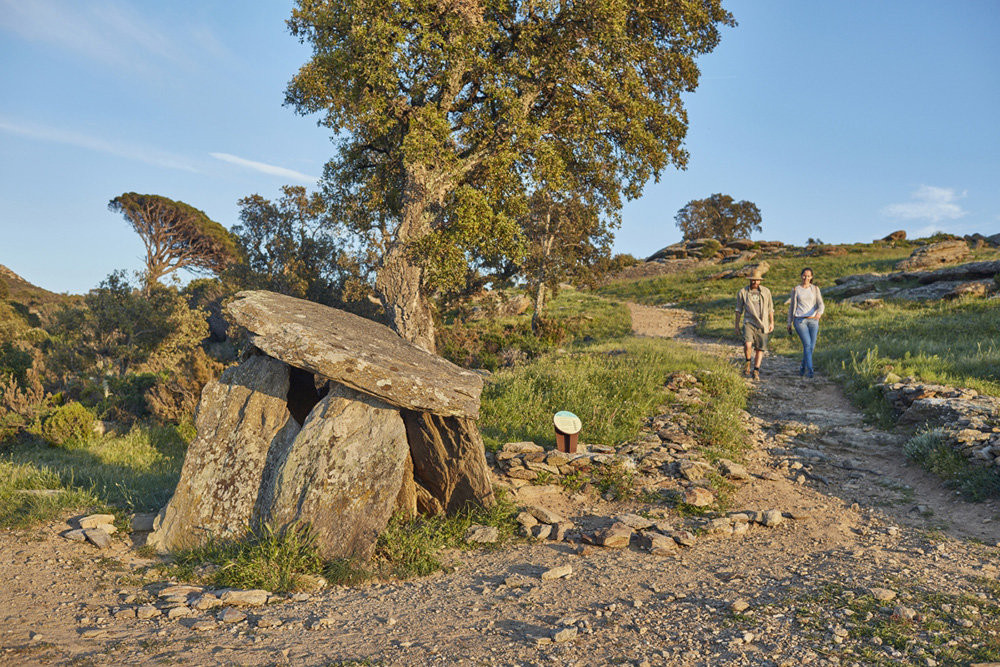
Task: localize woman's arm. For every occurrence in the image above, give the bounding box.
[814,285,825,319]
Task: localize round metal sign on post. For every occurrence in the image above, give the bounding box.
[553,410,581,453]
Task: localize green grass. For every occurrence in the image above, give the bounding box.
[904,429,1000,501]
[0,424,189,527]
[162,488,521,591]
[600,244,1000,408]
[479,336,749,453]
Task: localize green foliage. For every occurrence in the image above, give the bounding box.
[675,194,762,241]
[904,429,1000,501]
[40,401,95,447]
[438,290,629,370]
[287,0,734,340]
[46,272,214,423]
[109,193,239,287]
[228,186,377,316]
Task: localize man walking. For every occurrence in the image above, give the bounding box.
[734,268,774,381]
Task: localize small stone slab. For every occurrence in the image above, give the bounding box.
[615,513,654,530]
[596,522,633,548]
[83,528,112,548]
[465,525,499,544]
[759,509,784,527]
[62,529,86,542]
[220,590,270,607]
[78,514,115,529]
[158,585,202,598]
[541,565,573,581]
[682,487,715,507]
[526,505,563,525]
[870,587,897,602]
[226,291,483,418]
[219,608,247,624]
[552,627,578,643]
[136,605,161,620]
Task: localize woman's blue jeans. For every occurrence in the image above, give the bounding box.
[793,317,819,376]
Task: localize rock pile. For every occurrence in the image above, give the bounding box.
[148,291,494,559]
[880,378,1000,467]
[895,239,970,270]
[829,259,1000,303]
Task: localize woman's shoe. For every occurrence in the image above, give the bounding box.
[799,366,805,377]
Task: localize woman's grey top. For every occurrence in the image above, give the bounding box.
[788,284,824,324]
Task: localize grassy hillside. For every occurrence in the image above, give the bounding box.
[601,243,1000,407]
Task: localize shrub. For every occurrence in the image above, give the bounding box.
[41,401,96,447]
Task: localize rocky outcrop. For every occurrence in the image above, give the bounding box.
[829,259,1000,302]
[404,412,495,514]
[880,379,1000,468]
[150,291,494,556]
[879,230,906,243]
[226,291,483,419]
[895,240,970,270]
[263,385,410,560]
[147,355,300,551]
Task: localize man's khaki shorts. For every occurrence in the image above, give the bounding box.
[743,324,769,351]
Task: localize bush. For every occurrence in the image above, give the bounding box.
[41,401,96,447]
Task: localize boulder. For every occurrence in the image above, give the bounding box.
[402,412,495,514]
[895,240,969,270]
[147,355,301,552]
[226,291,483,419]
[726,238,755,251]
[945,280,993,299]
[262,384,410,560]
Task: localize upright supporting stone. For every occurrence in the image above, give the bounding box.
[147,355,300,552]
[263,384,410,560]
[403,412,495,514]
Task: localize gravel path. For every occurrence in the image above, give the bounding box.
[2,304,999,666]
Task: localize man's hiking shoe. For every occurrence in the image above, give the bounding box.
[744,359,753,376]
[752,369,760,381]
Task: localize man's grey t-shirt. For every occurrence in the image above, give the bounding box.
[735,285,774,330]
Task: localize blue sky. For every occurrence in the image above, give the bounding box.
[1,1,998,294]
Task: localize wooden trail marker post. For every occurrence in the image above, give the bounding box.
[553,411,582,453]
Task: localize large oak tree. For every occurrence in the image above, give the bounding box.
[287,0,733,351]
[674,193,762,241]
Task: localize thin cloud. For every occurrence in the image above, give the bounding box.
[0,0,223,75]
[881,185,968,223]
[0,117,199,172]
[210,153,319,185]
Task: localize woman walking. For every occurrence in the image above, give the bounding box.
[787,267,824,378]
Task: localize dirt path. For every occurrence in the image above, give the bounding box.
[3,305,1000,666]
[628,302,1000,545]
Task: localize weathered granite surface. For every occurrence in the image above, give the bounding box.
[147,355,300,551]
[226,291,483,419]
[262,384,410,560]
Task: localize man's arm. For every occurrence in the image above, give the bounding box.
[734,291,743,335]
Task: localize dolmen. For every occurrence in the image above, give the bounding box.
[147,290,494,559]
